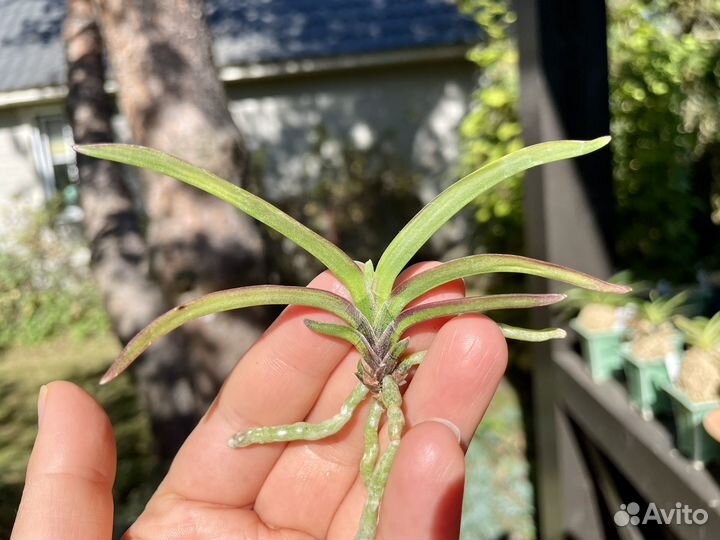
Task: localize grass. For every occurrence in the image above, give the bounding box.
[0,333,158,539]
[0,334,535,540]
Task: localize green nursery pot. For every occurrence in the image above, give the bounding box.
[665,384,720,464]
[622,333,683,420]
[570,319,624,382]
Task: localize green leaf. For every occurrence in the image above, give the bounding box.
[673,313,720,350]
[393,293,565,337]
[386,253,631,317]
[74,144,370,314]
[373,137,611,301]
[304,320,372,357]
[498,324,566,342]
[100,285,362,384]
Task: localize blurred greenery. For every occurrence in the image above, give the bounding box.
[459,0,720,283]
[461,378,535,540]
[457,0,524,255]
[610,0,720,281]
[0,203,110,349]
[0,334,157,539]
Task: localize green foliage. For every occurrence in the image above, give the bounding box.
[457,0,523,253]
[674,312,720,350]
[459,0,720,281]
[609,0,720,281]
[637,290,688,328]
[0,205,109,349]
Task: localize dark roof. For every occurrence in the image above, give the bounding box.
[0,0,479,94]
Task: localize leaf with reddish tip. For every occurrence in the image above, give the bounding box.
[101,286,362,384]
[373,137,611,302]
[74,144,370,315]
[393,293,566,337]
[386,254,631,317]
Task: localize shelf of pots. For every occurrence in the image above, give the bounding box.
[565,273,638,382]
[623,292,686,420]
[666,313,720,465]
[554,348,720,537]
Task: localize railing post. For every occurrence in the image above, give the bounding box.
[515,0,615,537]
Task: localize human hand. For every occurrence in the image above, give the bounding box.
[11,264,508,540]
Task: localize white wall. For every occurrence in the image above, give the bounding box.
[0,58,475,233]
[226,59,474,201]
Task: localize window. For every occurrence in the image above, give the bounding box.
[33,115,80,216]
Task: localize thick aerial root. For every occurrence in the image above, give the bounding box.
[360,399,384,485]
[355,376,405,540]
[228,383,369,448]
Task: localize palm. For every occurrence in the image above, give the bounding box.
[12,266,508,540]
[125,266,506,540]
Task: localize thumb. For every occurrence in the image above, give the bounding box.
[11,381,117,540]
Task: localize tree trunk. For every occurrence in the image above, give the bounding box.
[92,1,270,395]
[64,0,213,460]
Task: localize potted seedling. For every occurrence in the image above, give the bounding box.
[622,291,686,419]
[565,273,637,382]
[76,137,628,540]
[666,313,720,464]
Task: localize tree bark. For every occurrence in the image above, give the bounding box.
[64,0,212,460]
[92,0,270,395]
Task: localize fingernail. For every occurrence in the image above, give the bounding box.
[37,385,48,427]
[425,417,462,444]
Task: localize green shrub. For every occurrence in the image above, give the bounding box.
[457,0,523,254]
[0,203,110,349]
[458,0,720,282]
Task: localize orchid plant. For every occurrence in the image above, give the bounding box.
[674,313,720,352]
[76,137,628,540]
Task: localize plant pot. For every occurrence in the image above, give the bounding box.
[622,332,683,420]
[665,383,720,465]
[570,318,624,382]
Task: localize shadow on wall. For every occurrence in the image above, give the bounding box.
[229,68,473,284]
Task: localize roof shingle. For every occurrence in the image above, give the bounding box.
[0,0,479,94]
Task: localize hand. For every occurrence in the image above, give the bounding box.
[11,264,508,540]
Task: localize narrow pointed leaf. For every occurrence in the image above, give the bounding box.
[304,320,372,357]
[74,144,369,313]
[373,137,611,301]
[101,285,362,384]
[499,324,567,342]
[387,253,630,317]
[393,293,566,337]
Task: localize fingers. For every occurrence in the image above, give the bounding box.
[151,271,354,508]
[11,381,116,540]
[328,314,508,538]
[253,262,465,537]
[377,421,465,540]
[402,314,508,447]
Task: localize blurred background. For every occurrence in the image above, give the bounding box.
[0,0,719,538]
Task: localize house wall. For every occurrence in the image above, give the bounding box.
[226,58,474,201]
[0,109,45,205]
[0,57,475,236]
[0,106,56,239]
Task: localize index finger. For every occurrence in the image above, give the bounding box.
[153,271,354,507]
